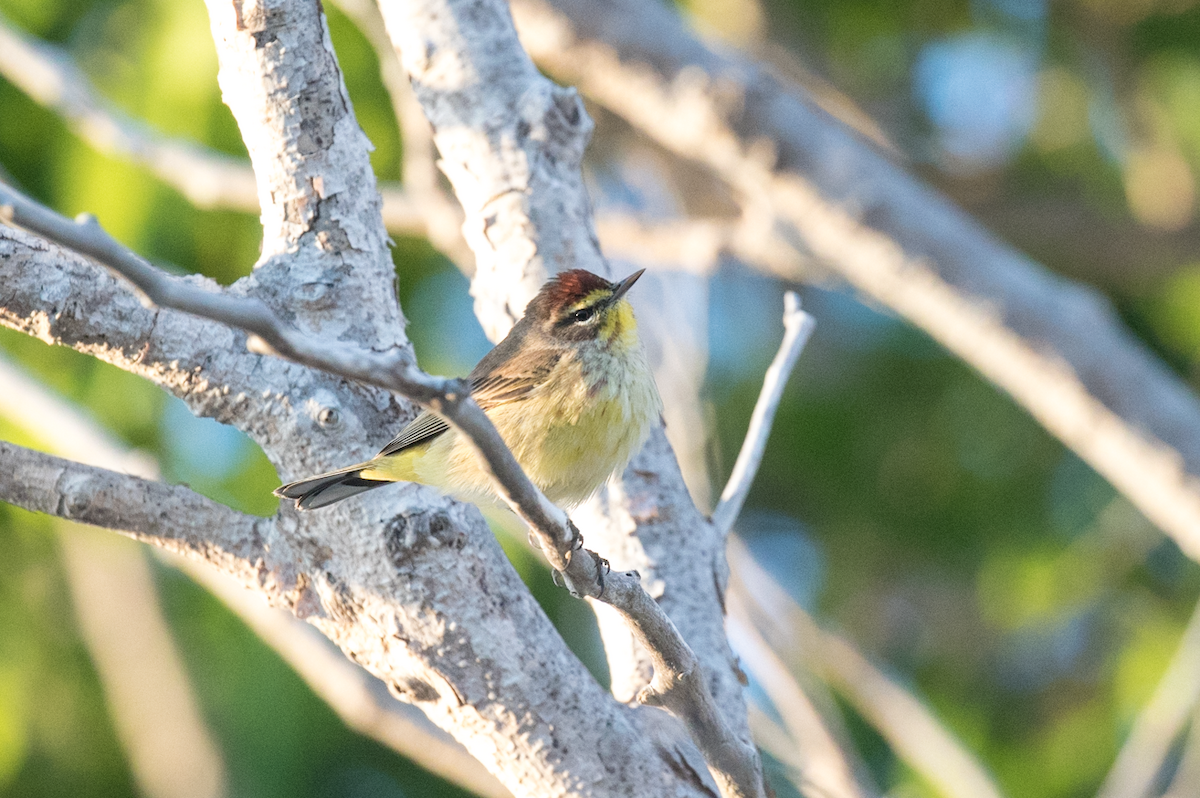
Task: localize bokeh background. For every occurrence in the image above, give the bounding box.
[2,0,1200,796]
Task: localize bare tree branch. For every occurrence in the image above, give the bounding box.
[0,1,732,792]
[0,440,283,578]
[0,351,511,798]
[711,292,814,535]
[1096,597,1200,798]
[511,0,1200,560]
[0,164,755,798]
[0,11,788,282]
[178,558,513,798]
[374,1,764,795]
[326,0,476,268]
[375,0,608,341]
[728,539,1009,798]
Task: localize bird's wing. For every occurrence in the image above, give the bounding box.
[470,344,563,409]
[376,410,451,457]
[375,338,563,458]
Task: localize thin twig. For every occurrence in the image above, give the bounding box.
[1096,596,1200,798]
[711,291,814,534]
[0,180,756,798]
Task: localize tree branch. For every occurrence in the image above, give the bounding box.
[512,0,1200,560]
[0,11,788,282]
[376,0,608,342]
[0,351,511,798]
[0,440,283,580]
[0,170,756,797]
[374,1,764,795]
[1,1,727,793]
[711,291,814,535]
[178,557,512,798]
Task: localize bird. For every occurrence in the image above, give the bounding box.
[275,268,663,511]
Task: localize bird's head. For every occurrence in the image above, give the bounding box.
[526,268,645,350]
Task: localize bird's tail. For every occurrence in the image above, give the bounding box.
[274,463,389,510]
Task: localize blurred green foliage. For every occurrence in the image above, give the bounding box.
[1,0,1200,797]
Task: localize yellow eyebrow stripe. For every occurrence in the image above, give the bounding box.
[568,289,613,313]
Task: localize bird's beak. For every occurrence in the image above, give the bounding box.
[610,268,645,303]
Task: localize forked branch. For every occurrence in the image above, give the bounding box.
[0,182,764,798]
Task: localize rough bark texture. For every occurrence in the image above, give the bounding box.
[376,0,760,790]
[0,0,737,794]
[376,0,607,341]
[0,229,707,797]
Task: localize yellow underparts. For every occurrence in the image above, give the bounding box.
[358,303,660,508]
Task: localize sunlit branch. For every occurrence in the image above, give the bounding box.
[0,352,512,798]
[0,439,273,572]
[178,559,513,798]
[711,292,814,535]
[326,0,474,267]
[0,179,755,798]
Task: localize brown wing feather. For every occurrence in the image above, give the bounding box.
[375,325,562,458]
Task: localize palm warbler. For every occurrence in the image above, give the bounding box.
[276,268,662,510]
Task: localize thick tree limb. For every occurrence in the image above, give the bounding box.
[0,0,729,793]
[0,165,749,797]
[0,440,282,578]
[511,0,1200,560]
[711,292,814,535]
[374,2,763,796]
[376,0,608,342]
[179,558,513,798]
[0,351,511,798]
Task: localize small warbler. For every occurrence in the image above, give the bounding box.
[276,268,663,510]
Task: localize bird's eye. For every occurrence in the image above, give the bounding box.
[571,307,595,324]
